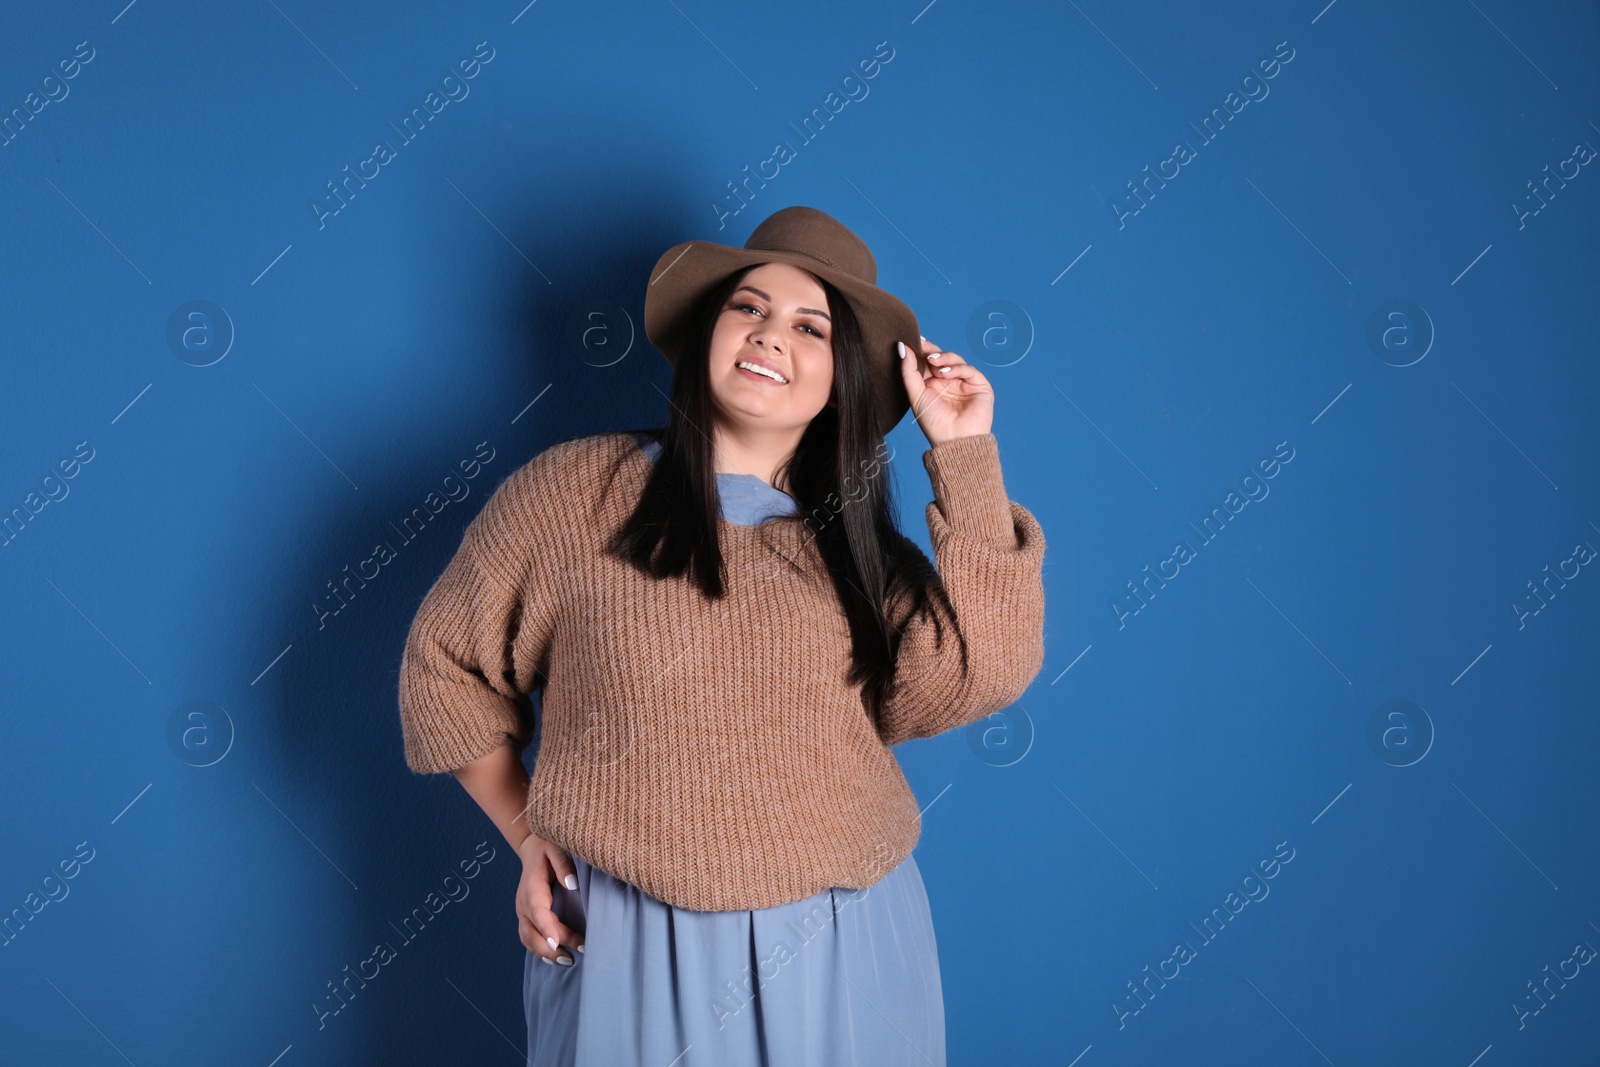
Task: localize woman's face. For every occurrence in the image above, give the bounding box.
[706,261,834,436]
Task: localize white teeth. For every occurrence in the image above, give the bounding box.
[737,361,787,383]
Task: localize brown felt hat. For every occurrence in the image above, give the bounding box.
[643,205,922,438]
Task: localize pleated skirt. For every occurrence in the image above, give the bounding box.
[523,850,946,1066]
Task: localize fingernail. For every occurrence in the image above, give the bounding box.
[546,936,558,949]
[541,956,553,966]
[939,366,952,373]
[928,352,941,359]
[576,944,585,954]
[563,874,578,890]
[557,955,574,966]
[897,341,906,359]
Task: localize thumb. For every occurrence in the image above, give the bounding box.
[897,340,926,411]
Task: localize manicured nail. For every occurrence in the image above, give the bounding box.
[546,936,558,949]
[576,944,585,954]
[897,341,906,359]
[557,955,573,966]
[939,366,952,373]
[563,874,578,890]
[928,351,941,359]
[541,956,552,965]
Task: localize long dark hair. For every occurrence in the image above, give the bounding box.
[606,262,940,723]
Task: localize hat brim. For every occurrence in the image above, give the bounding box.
[644,240,920,439]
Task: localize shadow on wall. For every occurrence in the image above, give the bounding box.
[234,185,712,1061]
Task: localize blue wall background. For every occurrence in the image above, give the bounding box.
[2,1,1597,1063]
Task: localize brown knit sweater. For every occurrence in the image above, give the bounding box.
[397,429,1046,912]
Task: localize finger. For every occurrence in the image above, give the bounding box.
[519,915,555,961]
[521,878,552,919]
[528,903,584,964]
[520,916,580,966]
[541,911,586,955]
[546,851,585,950]
[517,882,561,961]
[522,914,575,964]
[924,363,970,393]
[548,850,580,894]
[898,340,929,407]
[926,349,967,368]
[917,338,948,373]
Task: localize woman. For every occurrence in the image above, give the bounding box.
[397,206,1047,1065]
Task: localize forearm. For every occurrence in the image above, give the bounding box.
[449,743,535,852]
[876,434,1048,745]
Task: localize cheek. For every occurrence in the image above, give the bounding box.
[800,350,833,398]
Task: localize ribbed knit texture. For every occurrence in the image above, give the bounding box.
[397,430,1047,912]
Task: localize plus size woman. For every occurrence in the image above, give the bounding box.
[397,206,1047,1066]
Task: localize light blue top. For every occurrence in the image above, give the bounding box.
[630,431,800,525]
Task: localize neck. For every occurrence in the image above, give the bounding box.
[712,424,804,493]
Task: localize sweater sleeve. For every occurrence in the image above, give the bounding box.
[874,433,1047,747]
[397,460,559,775]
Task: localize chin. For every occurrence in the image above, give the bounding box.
[718,399,825,430]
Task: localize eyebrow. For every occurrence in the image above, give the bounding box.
[732,285,831,322]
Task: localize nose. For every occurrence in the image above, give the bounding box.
[749,318,784,354]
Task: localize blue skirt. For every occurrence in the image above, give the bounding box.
[523,850,947,1066]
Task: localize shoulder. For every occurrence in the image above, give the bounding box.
[490,431,640,504]
[469,431,644,544]
[530,429,641,479]
[437,433,642,591]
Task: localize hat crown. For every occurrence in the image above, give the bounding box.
[744,206,878,286]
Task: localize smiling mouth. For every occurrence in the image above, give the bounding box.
[735,360,788,385]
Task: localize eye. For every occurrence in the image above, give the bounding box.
[731,302,826,339]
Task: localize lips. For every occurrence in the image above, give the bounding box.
[735,354,788,384]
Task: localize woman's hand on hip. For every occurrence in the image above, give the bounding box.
[898,335,994,446]
[515,832,585,964]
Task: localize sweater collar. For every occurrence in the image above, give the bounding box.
[630,432,801,527]
[615,432,825,578]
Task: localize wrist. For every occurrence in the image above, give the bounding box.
[925,429,993,450]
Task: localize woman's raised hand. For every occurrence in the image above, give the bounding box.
[897,335,995,446]
[516,832,585,964]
